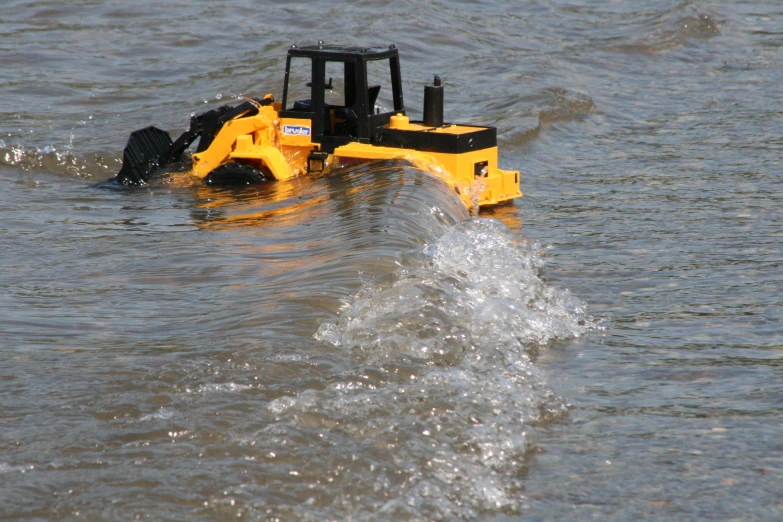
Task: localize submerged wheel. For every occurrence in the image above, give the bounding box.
[203,162,268,186]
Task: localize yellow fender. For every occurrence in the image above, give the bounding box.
[190,112,292,179]
[230,143,295,181]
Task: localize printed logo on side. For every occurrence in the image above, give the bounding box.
[282,125,311,137]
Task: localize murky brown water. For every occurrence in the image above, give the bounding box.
[2,1,782,520]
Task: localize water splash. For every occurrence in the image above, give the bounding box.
[317,218,597,355]
[257,218,602,518]
[0,140,113,179]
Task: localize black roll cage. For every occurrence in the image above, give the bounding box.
[280,45,405,151]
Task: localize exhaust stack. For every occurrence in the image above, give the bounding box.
[423,75,444,128]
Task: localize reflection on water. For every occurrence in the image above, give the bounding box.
[1,157,592,518]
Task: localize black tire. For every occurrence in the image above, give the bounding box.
[203,162,268,186]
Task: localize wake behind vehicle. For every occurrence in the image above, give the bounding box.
[113,43,522,210]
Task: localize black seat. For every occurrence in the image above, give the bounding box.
[293,99,312,111]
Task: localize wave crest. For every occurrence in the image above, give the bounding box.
[264,218,606,517]
[317,217,597,360]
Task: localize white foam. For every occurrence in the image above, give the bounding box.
[0,462,33,474]
[295,218,601,514]
[139,407,177,422]
[194,382,252,394]
[317,217,598,356]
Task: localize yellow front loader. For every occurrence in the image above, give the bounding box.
[114,43,521,210]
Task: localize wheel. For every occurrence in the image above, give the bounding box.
[203,162,268,186]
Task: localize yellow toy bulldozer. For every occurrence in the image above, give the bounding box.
[114,43,521,210]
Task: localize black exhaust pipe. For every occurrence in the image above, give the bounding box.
[423,75,444,128]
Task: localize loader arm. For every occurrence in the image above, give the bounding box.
[114,97,273,185]
[190,104,294,181]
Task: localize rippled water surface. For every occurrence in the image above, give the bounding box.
[2,1,782,520]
